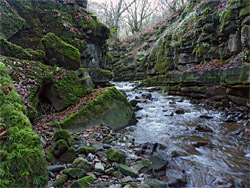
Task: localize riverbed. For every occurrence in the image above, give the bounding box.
[113,82,250,187]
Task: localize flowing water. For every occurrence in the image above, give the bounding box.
[113,82,250,187]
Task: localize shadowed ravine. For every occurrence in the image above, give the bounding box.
[114,82,250,187]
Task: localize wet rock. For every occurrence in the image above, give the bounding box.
[149,155,168,171]
[122,176,133,182]
[95,163,105,172]
[130,99,138,107]
[119,164,137,178]
[145,178,165,188]
[103,144,112,149]
[166,178,187,188]
[68,176,94,188]
[142,93,152,100]
[109,184,122,188]
[63,168,86,179]
[135,106,143,111]
[223,114,237,122]
[87,153,96,162]
[192,141,210,147]
[47,165,66,172]
[199,114,213,119]
[169,101,176,104]
[107,149,126,164]
[175,109,185,114]
[97,151,106,158]
[235,106,248,112]
[52,174,68,187]
[170,150,182,158]
[195,123,213,132]
[230,129,245,136]
[72,157,93,172]
[177,98,184,102]
[132,159,153,174]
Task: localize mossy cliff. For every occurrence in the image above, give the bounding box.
[0,0,110,69]
[109,0,250,108]
[56,87,136,133]
[0,62,49,187]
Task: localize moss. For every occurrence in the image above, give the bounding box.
[53,129,72,146]
[113,170,123,179]
[62,168,86,179]
[54,71,89,106]
[69,176,94,188]
[0,62,49,188]
[106,149,126,164]
[0,37,45,61]
[56,87,134,131]
[45,150,56,164]
[78,146,95,154]
[239,4,250,17]
[54,139,69,150]
[42,32,80,63]
[53,174,68,187]
[0,0,26,39]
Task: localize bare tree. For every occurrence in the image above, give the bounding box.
[124,0,157,34]
[96,0,136,39]
[159,0,185,14]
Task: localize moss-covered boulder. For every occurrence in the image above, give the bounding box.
[107,149,126,164]
[88,68,114,84]
[42,32,80,70]
[56,87,136,132]
[0,62,49,187]
[0,37,45,61]
[72,157,93,172]
[68,176,94,188]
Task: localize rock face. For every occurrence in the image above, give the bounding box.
[0,0,110,69]
[57,87,136,133]
[109,0,250,108]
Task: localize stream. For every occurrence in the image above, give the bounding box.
[113,82,250,187]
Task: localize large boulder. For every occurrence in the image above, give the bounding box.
[57,87,136,132]
[42,33,80,70]
[88,68,113,84]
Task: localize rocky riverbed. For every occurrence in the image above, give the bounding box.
[42,82,250,188]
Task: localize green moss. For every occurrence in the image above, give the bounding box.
[54,139,69,150]
[106,149,126,164]
[42,32,80,63]
[0,0,26,39]
[53,129,72,146]
[0,37,45,61]
[69,176,94,188]
[45,150,56,164]
[239,4,250,17]
[78,146,95,154]
[113,170,123,179]
[53,174,68,187]
[54,71,90,106]
[62,168,86,179]
[0,62,49,188]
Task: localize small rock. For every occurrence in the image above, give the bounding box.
[122,176,133,182]
[87,153,96,161]
[72,157,93,172]
[97,151,106,158]
[199,114,213,119]
[113,171,123,179]
[175,109,185,114]
[62,168,86,179]
[195,124,213,133]
[130,99,138,107]
[142,93,152,100]
[107,149,126,164]
[52,174,68,187]
[149,155,168,171]
[105,167,114,175]
[40,136,47,148]
[95,163,105,172]
[49,171,55,178]
[68,176,94,187]
[166,178,187,187]
[192,141,209,147]
[93,143,104,151]
[119,164,137,178]
[47,165,66,172]
[109,184,122,188]
[169,101,176,104]
[78,146,95,154]
[145,178,165,188]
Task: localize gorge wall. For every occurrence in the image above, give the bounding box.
[109,0,250,110]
